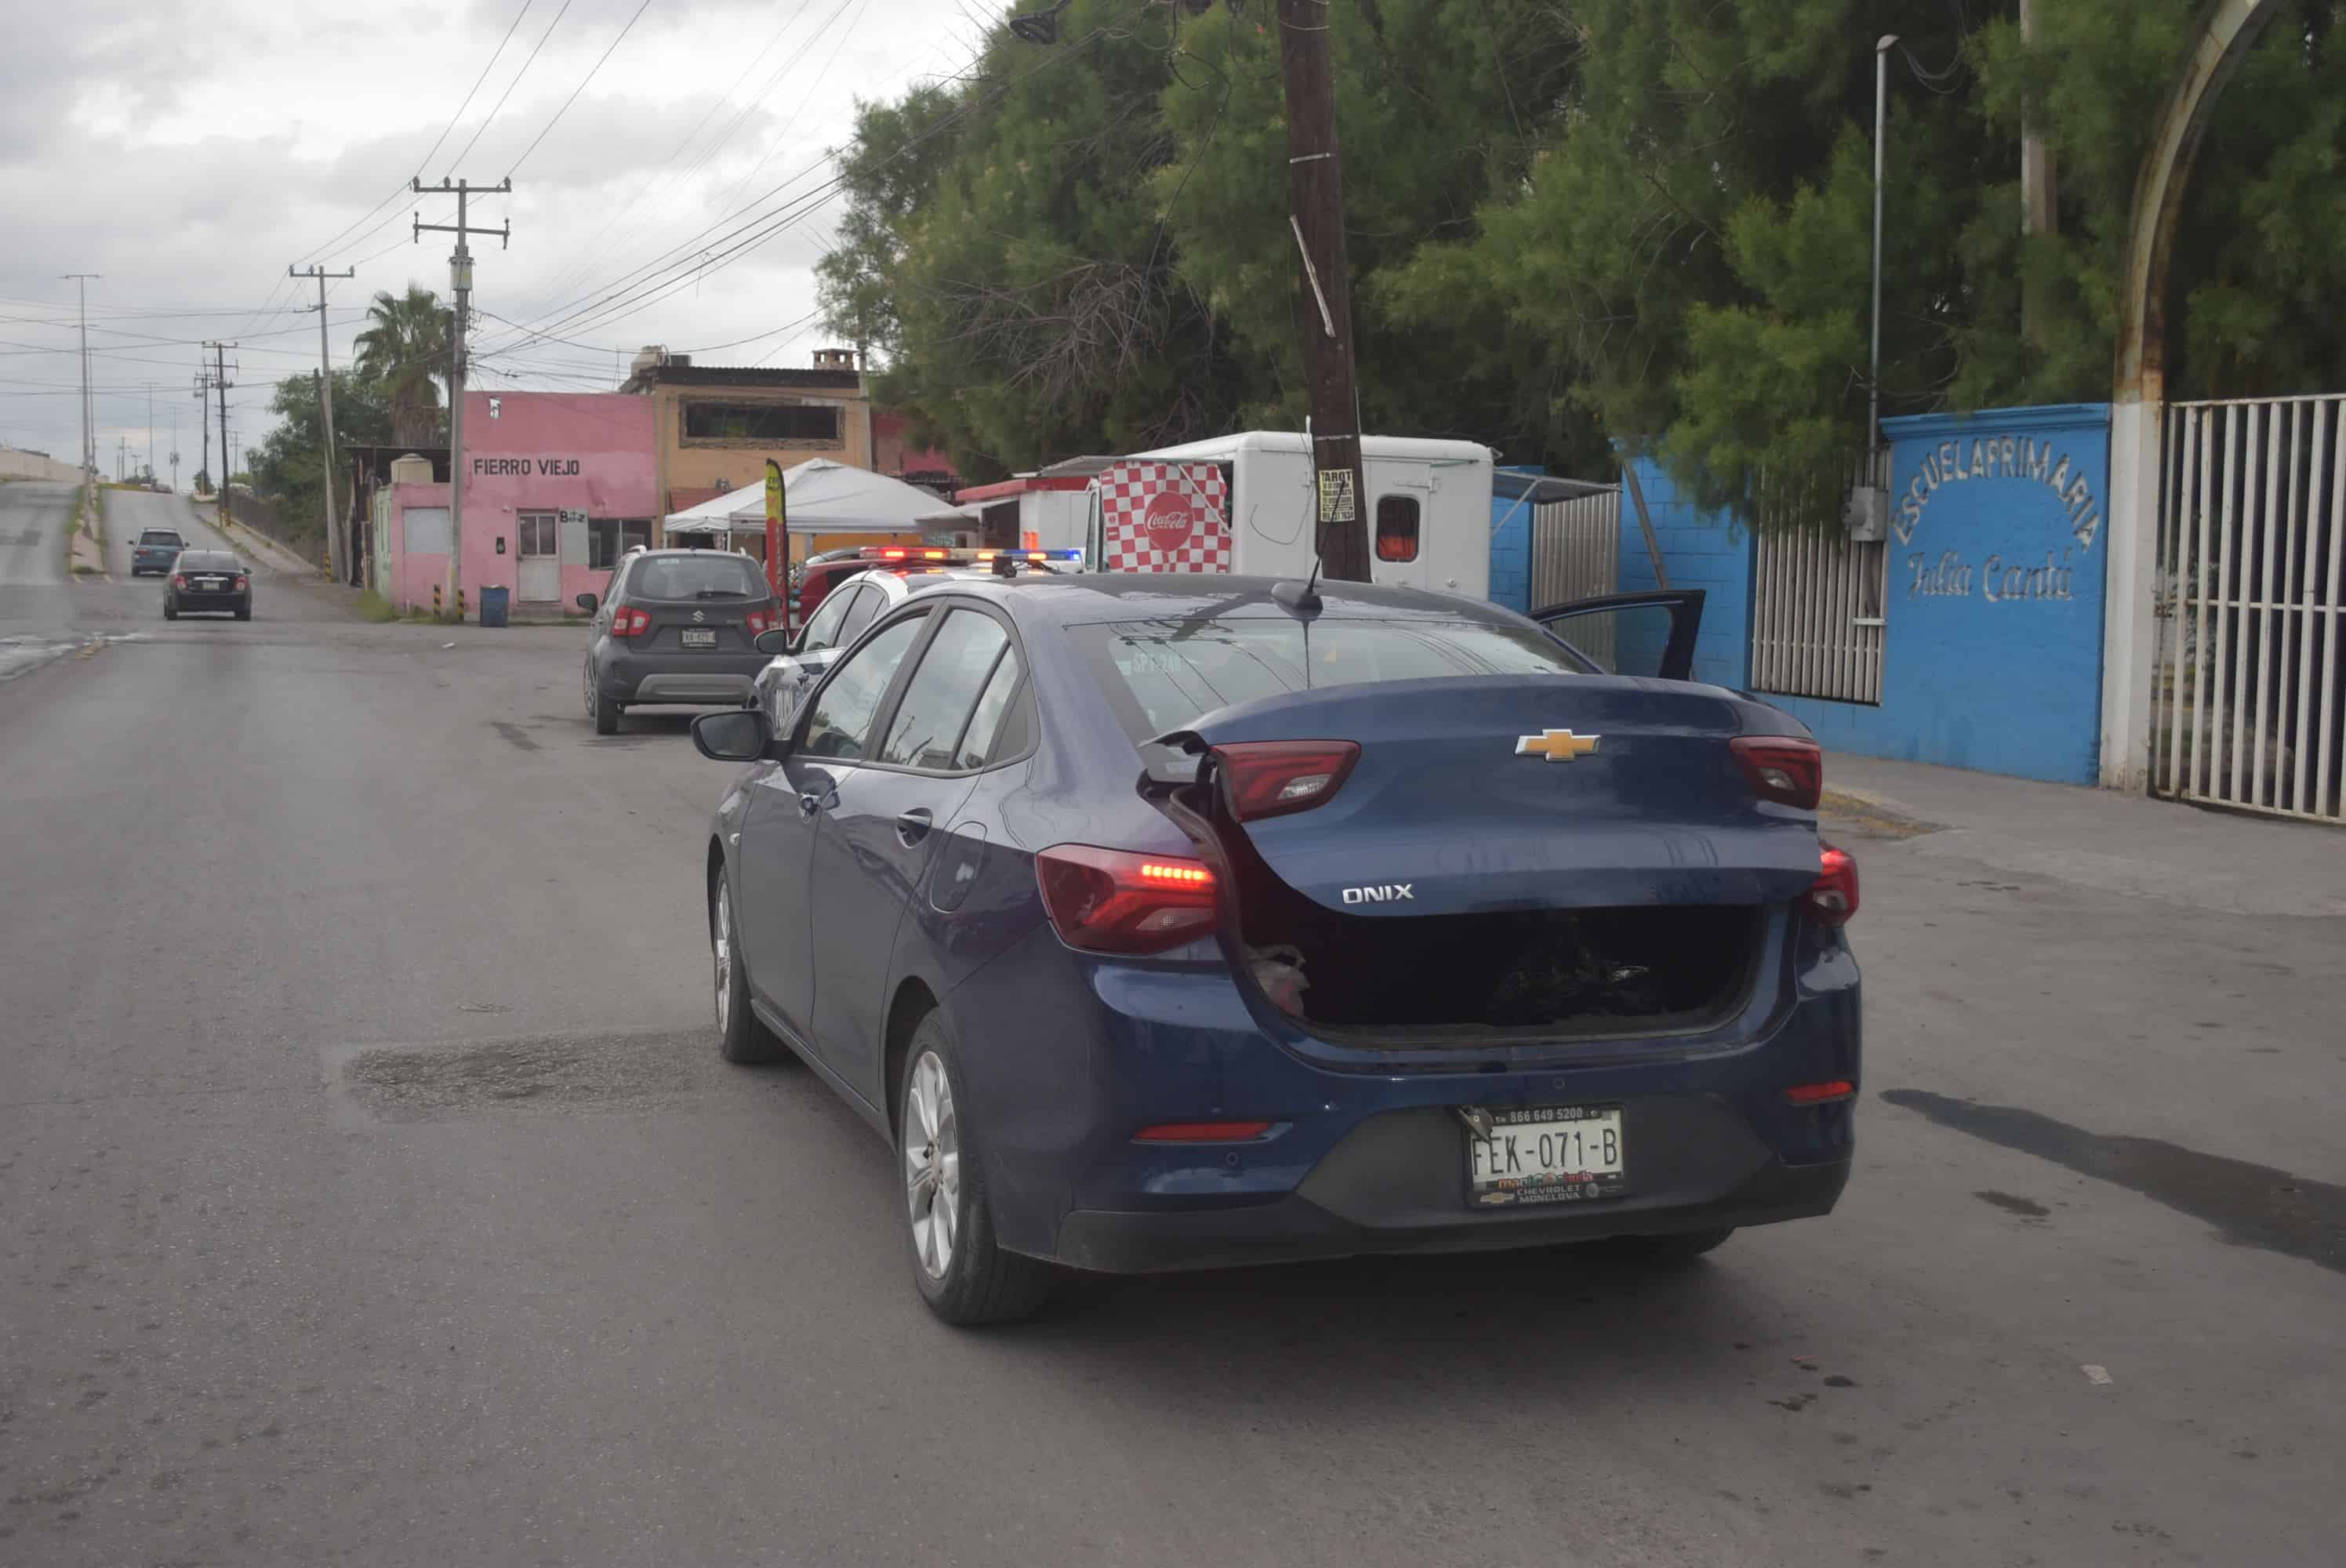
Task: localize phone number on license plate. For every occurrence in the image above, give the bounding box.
[1466,1105,1627,1207]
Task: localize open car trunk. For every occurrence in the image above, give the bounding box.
[1155,673,1814,1047]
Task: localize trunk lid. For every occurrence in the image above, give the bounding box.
[1160,674,1819,915]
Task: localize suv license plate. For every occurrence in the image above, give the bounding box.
[1465,1105,1627,1207]
[681,629,717,648]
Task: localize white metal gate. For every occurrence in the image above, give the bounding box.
[1530,487,1620,666]
[1749,458,1888,704]
[2153,395,2345,822]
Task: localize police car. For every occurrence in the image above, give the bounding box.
[753,548,1084,729]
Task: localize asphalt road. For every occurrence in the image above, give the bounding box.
[2,528,2339,1566]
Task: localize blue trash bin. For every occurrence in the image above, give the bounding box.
[479,586,510,627]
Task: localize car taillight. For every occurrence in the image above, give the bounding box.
[1035,844,1218,955]
[171,573,187,589]
[1214,740,1360,821]
[747,607,773,635]
[233,575,249,590]
[1730,735,1822,809]
[611,606,651,638]
[1805,843,1858,927]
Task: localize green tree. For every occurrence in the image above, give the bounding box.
[1156,0,1592,466]
[820,1,1245,477]
[353,285,451,447]
[250,369,393,547]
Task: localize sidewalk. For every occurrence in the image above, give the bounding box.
[1821,753,2346,918]
[197,497,321,579]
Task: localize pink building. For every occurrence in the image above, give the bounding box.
[383,390,659,618]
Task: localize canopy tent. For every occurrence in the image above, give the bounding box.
[664,459,973,535]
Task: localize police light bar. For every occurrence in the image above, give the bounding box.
[855,546,1084,564]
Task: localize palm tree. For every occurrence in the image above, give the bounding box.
[353,285,451,448]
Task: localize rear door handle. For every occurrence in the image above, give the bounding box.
[894,808,934,846]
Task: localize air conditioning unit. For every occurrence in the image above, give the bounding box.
[1842,483,1889,543]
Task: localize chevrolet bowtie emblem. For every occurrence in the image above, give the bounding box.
[1516,729,1600,762]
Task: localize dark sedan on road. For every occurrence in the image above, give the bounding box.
[163,550,251,620]
[691,574,1861,1324]
[578,548,783,736]
[131,527,187,576]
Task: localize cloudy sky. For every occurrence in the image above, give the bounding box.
[0,0,992,475]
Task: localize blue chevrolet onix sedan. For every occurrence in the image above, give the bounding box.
[693,574,1860,1324]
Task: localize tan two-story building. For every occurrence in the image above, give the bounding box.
[621,347,875,541]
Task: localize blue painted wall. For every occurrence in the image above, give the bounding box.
[1619,459,1756,691]
[1487,466,1541,613]
[1622,404,2112,785]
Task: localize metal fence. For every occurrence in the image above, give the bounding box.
[1529,487,1622,666]
[2154,396,2345,822]
[1749,456,1888,705]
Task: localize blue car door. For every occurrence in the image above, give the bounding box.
[803,606,1012,1102]
[737,611,928,1055]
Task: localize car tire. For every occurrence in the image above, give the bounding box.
[234,605,251,621]
[162,602,176,620]
[585,661,622,735]
[711,876,790,1065]
[1578,1227,1734,1263]
[899,1012,1055,1327]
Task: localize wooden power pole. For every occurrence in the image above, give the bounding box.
[1007,0,1372,580]
[1276,0,1369,582]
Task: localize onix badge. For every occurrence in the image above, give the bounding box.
[1515,729,1600,762]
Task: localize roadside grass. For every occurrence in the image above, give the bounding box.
[356,589,401,622]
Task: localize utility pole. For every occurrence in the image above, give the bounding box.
[412,177,511,619]
[290,263,355,584]
[170,405,180,494]
[1275,0,1369,582]
[60,274,98,490]
[207,343,235,532]
[1869,35,1896,452]
[194,372,212,493]
[2019,0,2057,347]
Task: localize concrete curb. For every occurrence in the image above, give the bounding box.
[67,485,109,581]
[206,505,321,579]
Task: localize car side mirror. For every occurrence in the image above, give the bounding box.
[692,708,779,764]
[576,592,599,613]
[754,626,793,655]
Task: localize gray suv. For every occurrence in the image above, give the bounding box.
[579,549,781,735]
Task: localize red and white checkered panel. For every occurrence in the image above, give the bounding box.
[1099,462,1230,574]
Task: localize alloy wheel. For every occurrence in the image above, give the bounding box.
[903,1051,961,1279]
[713,886,732,1032]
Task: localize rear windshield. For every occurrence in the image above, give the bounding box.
[1074,615,1591,739]
[627,554,767,601]
[177,553,238,572]
[139,530,183,545]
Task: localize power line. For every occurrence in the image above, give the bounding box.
[505,0,656,177]
[444,0,575,175]
[474,7,1125,355]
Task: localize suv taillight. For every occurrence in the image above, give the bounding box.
[611,605,651,638]
[1214,741,1360,821]
[1730,735,1822,810]
[1036,845,1219,955]
[1805,843,1858,927]
[747,607,774,636]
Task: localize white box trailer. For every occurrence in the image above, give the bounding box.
[1069,431,1494,597]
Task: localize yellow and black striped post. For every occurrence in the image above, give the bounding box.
[432,583,442,618]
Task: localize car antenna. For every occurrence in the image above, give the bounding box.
[1271,553,1324,617]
